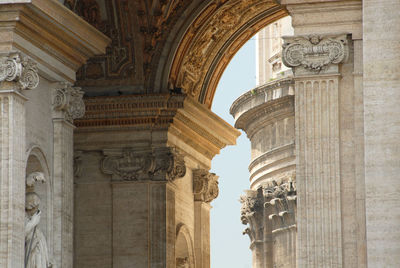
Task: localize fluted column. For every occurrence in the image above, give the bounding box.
[52,83,85,268]
[193,169,219,268]
[0,53,39,268]
[282,34,350,268]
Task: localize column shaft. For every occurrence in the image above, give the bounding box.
[295,77,342,267]
[52,119,74,268]
[0,89,27,268]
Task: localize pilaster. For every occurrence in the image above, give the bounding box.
[282,33,349,268]
[0,53,38,268]
[52,83,85,268]
[192,169,219,268]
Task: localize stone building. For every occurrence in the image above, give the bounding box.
[231,17,296,268]
[0,1,398,268]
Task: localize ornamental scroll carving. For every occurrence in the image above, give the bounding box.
[102,148,186,182]
[0,53,39,90]
[53,83,85,123]
[282,34,349,75]
[193,169,219,203]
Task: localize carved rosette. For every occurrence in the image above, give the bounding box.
[193,169,219,203]
[282,34,349,75]
[0,53,39,90]
[102,147,186,182]
[53,83,85,123]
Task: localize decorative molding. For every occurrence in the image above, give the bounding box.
[53,83,85,123]
[102,147,186,182]
[282,34,349,75]
[0,53,39,90]
[74,94,185,129]
[193,169,219,203]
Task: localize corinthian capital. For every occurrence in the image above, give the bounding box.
[193,169,219,203]
[282,34,349,75]
[53,82,85,122]
[0,53,39,90]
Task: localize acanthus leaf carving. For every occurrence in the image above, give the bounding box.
[282,34,349,75]
[53,83,85,123]
[263,178,297,231]
[0,53,39,90]
[239,189,262,242]
[193,169,219,203]
[102,147,186,182]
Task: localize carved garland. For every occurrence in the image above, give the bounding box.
[193,169,219,203]
[0,53,39,90]
[102,148,186,182]
[282,34,349,74]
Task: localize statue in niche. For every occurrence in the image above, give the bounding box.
[25,172,52,268]
[176,257,189,268]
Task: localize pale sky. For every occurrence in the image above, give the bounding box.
[210,39,255,267]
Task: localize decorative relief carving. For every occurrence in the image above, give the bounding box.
[239,191,261,225]
[263,178,297,232]
[282,34,349,75]
[193,169,219,203]
[239,176,297,242]
[65,0,187,88]
[102,147,185,182]
[0,53,39,90]
[53,83,85,123]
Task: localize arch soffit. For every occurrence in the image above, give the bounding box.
[165,0,288,108]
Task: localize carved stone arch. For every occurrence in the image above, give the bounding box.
[164,0,288,108]
[25,145,54,259]
[176,223,196,268]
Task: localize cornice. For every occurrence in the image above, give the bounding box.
[0,0,110,81]
[234,95,294,137]
[74,94,240,161]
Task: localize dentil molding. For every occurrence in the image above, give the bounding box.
[0,53,39,90]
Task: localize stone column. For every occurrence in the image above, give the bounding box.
[0,53,39,268]
[192,169,219,268]
[282,34,349,268]
[52,83,85,268]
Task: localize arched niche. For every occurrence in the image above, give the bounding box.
[25,146,53,258]
[176,224,195,268]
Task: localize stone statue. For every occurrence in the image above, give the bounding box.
[176,257,189,268]
[25,172,52,268]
